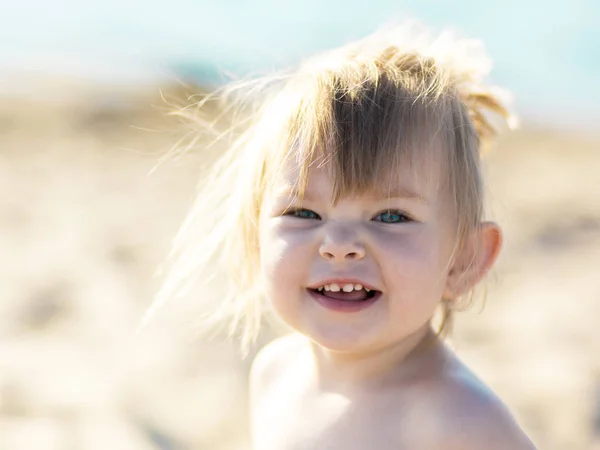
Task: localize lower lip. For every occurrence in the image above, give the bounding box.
[307,289,381,313]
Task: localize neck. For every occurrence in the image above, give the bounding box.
[308,325,445,392]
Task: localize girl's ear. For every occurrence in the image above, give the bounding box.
[444,222,503,299]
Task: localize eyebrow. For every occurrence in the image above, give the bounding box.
[280,189,316,202]
[278,187,427,204]
[376,187,429,204]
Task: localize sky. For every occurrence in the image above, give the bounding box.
[1,0,599,130]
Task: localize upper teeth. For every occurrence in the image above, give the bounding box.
[317,283,370,292]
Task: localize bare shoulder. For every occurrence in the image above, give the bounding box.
[402,357,537,450]
[249,333,307,394]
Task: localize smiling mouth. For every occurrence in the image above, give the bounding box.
[307,285,381,312]
[308,285,380,302]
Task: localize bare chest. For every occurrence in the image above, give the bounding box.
[251,379,406,450]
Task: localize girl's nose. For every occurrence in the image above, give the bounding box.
[319,226,366,261]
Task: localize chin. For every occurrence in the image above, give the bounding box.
[299,319,387,354]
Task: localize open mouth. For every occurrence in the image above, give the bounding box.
[307,282,381,311]
[309,283,378,301]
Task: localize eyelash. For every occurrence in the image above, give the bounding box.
[283,208,321,220]
[373,209,413,224]
[283,208,413,224]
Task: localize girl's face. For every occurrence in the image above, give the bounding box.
[259,157,457,354]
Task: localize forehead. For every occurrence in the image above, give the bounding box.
[271,149,445,202]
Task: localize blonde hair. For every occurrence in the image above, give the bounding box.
[143,23,515,351]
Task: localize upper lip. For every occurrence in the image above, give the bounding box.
[308,278,380,291]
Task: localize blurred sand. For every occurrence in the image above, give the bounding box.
[0,80,599,450]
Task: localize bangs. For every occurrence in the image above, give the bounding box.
[285,73,451,202]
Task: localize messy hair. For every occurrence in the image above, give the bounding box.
[142,23,515,352]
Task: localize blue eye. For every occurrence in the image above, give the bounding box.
[285,209,321,220]
[373,210,411,224]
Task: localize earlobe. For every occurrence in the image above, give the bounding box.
[444,222,503,299]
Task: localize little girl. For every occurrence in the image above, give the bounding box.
[148,24,538,449]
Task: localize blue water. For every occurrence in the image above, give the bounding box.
[1,0,599,129]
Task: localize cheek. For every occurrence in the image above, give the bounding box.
[374,227,450,294]
[259,223,316,328]
[259,223,312,295]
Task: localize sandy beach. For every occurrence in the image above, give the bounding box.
[0,80,599,450]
